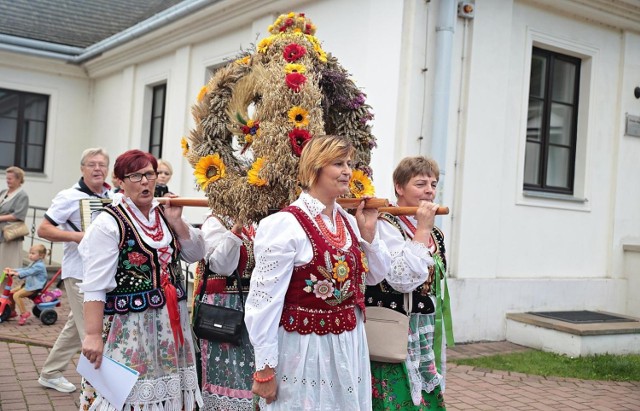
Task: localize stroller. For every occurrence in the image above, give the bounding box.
[0,268,62,325]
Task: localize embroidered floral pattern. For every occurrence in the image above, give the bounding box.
[127,251,148,267]
[332,257,350,282]
[312,279,334,300]
[303,251,354,305]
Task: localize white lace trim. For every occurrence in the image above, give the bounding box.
[201,392,253,411]
[255,354,278,371]
[88,366,202,411]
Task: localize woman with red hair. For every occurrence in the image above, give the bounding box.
[79,149,206,410]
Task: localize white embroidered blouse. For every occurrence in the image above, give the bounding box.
[244,192,391,371]
[379,212,434,293]
[78,194,206,302]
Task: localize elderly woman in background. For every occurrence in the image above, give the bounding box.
[0,166,30,269]
[245,135,391,410]
[79,149,206,410]
[195,215,257,409]
[366,156,451,410]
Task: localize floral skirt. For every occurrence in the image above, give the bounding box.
[198,292,258,411]
[371,362,445,410]
[79,300,202,410]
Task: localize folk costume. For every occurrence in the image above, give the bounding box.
[245,193,391,410]
[79,194,205,410]
[195,216,257,410]
[365,211,453,410]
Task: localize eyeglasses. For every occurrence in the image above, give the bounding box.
[83,162,108,169]
[124,172,158,182]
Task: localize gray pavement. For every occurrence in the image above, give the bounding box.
[1,287,639,410]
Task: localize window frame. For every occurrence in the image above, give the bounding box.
[148,83,166,158]
[524,47,581,195]
[0,88,49,172]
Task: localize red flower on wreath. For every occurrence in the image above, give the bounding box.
[285,72,307,92]
[283,43,307,62]
[127,252,148,266]
[288,128,312,156]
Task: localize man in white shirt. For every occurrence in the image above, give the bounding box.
[36,148,111,393]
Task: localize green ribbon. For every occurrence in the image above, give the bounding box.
[432,254,454,371]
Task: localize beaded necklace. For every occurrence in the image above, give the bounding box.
[314,212,346,249]
[127,206,164,242]
[399,214,435,249]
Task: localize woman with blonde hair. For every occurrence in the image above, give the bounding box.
[0,166,30,269]
[245,135,391,410]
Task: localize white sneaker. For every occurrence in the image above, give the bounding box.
[38,376,77,393]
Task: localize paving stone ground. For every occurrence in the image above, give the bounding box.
[1,286,639,410]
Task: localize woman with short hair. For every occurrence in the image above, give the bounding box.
[0,166,30,269]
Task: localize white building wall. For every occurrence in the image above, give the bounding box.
[2,0,638,342]
[448,0,636,341]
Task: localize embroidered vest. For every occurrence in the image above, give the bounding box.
[197,221,255,294]
[279,206,368,335]
[365,213,447,315]
[102,204,186,315]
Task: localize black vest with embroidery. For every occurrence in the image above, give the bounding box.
[102,203,186,315]
[365,212,447,315]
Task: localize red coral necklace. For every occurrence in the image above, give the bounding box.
[128,206,164,241]
[314,212,347,249]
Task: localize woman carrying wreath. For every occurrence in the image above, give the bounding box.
[365,156,451,410]
[79,149,206,410]
[195,214,258,410]
[245,135,391,410]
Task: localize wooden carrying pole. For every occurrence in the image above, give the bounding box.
[157,197,449,216]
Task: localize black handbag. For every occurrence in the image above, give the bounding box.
[192,268,245,346]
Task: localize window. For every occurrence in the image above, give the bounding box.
[0,88,49,172]
[524,47,580,194]
[148,84,166,158]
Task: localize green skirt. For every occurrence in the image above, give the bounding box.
[371,361,446,410]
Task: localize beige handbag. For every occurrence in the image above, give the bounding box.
[365,293,412,363]
[2,221,30,241]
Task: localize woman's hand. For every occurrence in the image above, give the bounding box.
[82,333,104,369]
[413,200,439,245]
[252,367,277,404]
[230,221,243,237]
[355,198,377,243]
[161,194,190,240]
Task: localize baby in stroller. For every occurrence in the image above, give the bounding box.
[4,244,47,325]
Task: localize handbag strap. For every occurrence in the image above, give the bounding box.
[197,263,245,312]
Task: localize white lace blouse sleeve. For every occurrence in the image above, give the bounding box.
[202,216,242,276]
[340,210,391,286]
[378,219,432,293]
[174,218,206,264]
[244,211,303,371]
[78,212,120,302]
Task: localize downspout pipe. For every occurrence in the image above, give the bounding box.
[430,0,456,204]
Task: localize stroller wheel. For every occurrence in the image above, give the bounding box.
[32,305,42,318]
[0,305,11,322]
[40,309,57,325]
